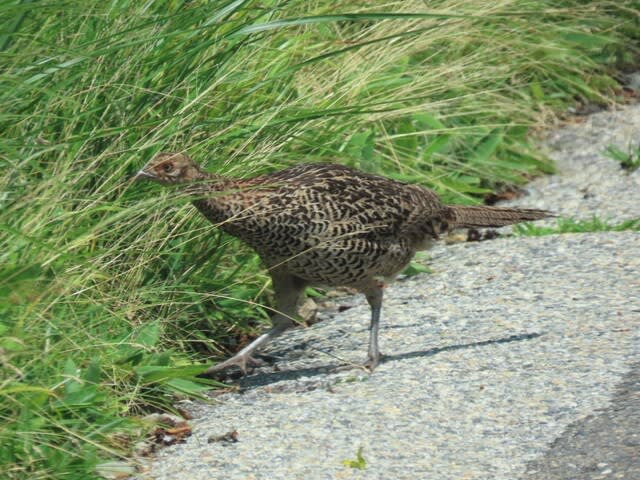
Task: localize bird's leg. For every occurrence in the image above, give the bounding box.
[362,280,385,371]
[200,325,287,376]
[202,273,307,377]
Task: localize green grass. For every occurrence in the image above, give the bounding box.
[1,0,639,478]
[514,217,640,235]
[342,446,367,470]
[604,144,640,171]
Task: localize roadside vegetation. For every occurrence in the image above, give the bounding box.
[604,143,640,171]
[1,1,638,477]
[514,216,640,235]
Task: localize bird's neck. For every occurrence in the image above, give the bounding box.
[186,173,249,225]
[184,172,236,195]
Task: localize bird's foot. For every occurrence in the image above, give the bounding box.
[200,353,268,378]
[330,353,385,374]
[362,352,383,372]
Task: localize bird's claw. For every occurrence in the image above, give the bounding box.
[329,353,384,374]
[200,354,266,378]
[362,353,382,372]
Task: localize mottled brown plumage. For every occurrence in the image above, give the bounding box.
[136,152,552,375]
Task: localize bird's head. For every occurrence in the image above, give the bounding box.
[134,152,207,185]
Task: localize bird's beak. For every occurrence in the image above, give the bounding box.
[133,170,155,181]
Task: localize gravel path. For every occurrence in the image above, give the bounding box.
[141,103,640,480]
[502,102,640,221]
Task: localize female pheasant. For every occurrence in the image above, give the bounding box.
[136,152,552,375]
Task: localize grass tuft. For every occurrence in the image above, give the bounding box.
[604,144,640,172]
[514,217,640,235]
[342,446,367,470]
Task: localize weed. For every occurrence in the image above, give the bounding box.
[514,217,640,236]
[402,261,433,277]
[604,144,640,172]
[343,446,367,470]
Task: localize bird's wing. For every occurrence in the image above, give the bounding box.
[251,164,447,242]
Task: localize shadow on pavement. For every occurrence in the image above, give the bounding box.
[232,331,544,390]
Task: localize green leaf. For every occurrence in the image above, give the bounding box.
[393,120,418,158]
[342,446,366,470]
[84,360,102,384]
[402,262,432,277]
[0,336,24,352]
[530,81,544,101]
[423,135,450,159]
[345,129,378,172]
[469,129,503,165]
[165,378,212,395]
[63,358,83,394]
[232,13,472,36]
[562,32,613,49]
[439,176,491,194]
[0,384,55,398]
[135,322,161,348]
[57,386,102,408]
[202,0,249,27]
[413,111,446,130]
[135,365,208,383]
[305,287,324,298]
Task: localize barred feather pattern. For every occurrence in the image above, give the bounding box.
[137,153,554,372]
[445,205,552,228]
[186,162,552,288]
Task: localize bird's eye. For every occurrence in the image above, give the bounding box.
[162,163,174,173]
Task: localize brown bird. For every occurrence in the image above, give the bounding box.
[136,152,552,375]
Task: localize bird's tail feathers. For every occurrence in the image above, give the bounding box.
[446,205,553,228]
